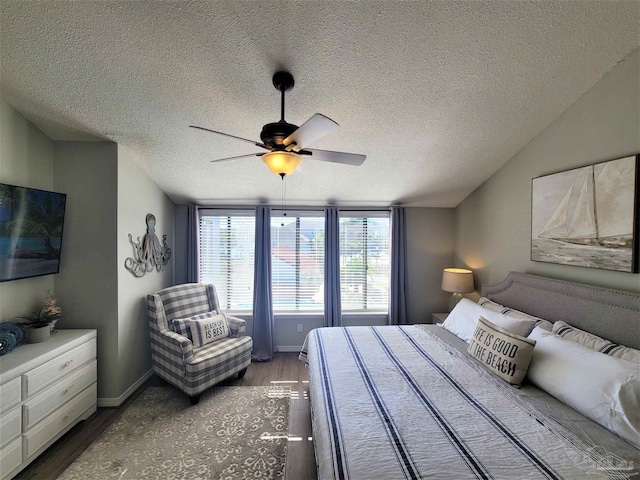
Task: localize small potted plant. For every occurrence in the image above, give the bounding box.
[19,292,62,343]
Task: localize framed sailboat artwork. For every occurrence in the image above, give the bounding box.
[531,154,639,273]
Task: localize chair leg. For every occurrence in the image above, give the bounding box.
[237,367,248,379]
[189,394,200,405]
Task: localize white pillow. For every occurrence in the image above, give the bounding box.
[189,312,230,347]
[441,298,538,342]
[478,297,553,331]
[527,326,640,449]
[552,321,640,363]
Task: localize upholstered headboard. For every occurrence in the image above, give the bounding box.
[482,272,640,350]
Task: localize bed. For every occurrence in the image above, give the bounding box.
[300,272,640,479]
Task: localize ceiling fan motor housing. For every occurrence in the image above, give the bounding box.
[260,121,298,147]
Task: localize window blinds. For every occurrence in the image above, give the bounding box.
[199,212,255,310]
[339,212,390,311]
[197,209,390,313]
[271,211,325,311]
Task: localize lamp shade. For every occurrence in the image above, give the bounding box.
[441,268,474,293]
[262,151,302,176]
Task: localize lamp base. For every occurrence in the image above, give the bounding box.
[448,293,463,312]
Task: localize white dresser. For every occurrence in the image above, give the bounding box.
[0,329,97,480]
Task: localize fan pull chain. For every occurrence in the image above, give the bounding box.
[280,173,287,226]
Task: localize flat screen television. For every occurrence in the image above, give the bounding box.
[0,183,67,282]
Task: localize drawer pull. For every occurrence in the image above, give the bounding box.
[63,360,73,368]
[63,409,75,421]
[64,384,76,394]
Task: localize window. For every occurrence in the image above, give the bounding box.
[271,211,324,312]
[197,209,390,314]
[199,211,255,311]
[339,212,390,311]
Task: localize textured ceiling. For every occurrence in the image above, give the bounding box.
[1,1,638,207]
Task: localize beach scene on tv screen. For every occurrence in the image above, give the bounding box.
[0,184,65,282]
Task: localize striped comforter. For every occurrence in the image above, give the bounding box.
[301,325,638,480]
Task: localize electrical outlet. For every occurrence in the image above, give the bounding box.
[297,323,303,332]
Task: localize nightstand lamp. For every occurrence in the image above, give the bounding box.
[441,268,474,312]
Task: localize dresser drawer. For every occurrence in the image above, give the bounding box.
[0,407,21,447]
[23,360,97,430]
[0,436,21,479]
[0,377,21,410]
[23,382,96,459]
[22,340,96,398]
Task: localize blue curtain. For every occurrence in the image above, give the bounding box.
[186,205,199,283]
[389,206,408,325]
[324,207,342,327]
[252,206,275,361]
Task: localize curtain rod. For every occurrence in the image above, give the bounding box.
[195,205,397,212]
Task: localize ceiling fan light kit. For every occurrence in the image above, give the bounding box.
[190,70,366,177]
[262,151,302,176]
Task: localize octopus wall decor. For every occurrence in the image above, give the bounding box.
[125,213,172,277]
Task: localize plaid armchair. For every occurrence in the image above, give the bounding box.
[147,283,252,404]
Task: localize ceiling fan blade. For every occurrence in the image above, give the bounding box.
[283,113,339,150]
[190,125,270,150]
[302,148,366,166]
[210,152,264,163]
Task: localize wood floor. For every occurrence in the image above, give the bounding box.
[15,353,317,480]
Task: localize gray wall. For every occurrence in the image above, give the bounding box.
[174,204,189,286]
[117,145,174,397]
[406,207,455,322]
[0,100,56,322]
[54,142,177,402]
[1,101,176,403]
[455,48,640,293]
[53,141,120,399]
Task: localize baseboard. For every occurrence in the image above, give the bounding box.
[277,345,303,353]
[97,368,154,407]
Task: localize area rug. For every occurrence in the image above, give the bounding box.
[58,385,290,480]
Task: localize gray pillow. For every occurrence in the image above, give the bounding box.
[553,321,640,363]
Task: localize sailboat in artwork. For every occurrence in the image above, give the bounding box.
[537,163,633,249]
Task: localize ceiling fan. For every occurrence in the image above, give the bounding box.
[190,71,366,177]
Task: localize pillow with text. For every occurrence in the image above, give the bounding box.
[189,312,230,347]
[467,316,536,386]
